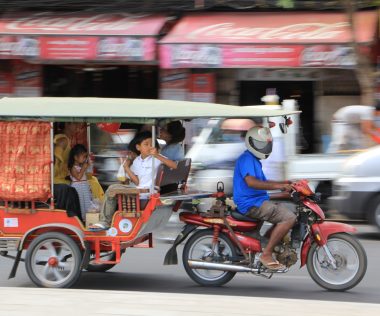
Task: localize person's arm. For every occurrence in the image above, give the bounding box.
[70,163,88,181]
[124,161,139,186]
[245,176,292,192]
[150,148,177,169]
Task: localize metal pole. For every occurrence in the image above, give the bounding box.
[87,123,91,153]
[50,122,54,209]
[151,125,156,194]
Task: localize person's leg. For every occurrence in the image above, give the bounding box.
[247,201,296,267]
[98,188,117,228]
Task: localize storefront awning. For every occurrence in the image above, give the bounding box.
[0,12,168,62]
[159,11,378,68]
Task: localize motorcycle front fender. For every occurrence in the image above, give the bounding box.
[300,221,357,268]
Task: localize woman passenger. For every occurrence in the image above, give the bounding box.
[159,121,185,161]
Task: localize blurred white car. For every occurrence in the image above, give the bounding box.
[186,118,256,195]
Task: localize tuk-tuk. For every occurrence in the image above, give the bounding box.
[0,97,298,288]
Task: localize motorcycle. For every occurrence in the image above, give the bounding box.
[164,180,367,291]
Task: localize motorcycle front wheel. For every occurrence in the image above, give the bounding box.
[183,229,237,286]
[307,233,367,291]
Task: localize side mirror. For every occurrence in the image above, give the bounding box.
[280,116,293,134]
[279,122,287,134]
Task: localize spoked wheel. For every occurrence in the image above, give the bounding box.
[85,252,117,272]
[183,229,237,286]
[25,232,82,288]
[307,233,367,291]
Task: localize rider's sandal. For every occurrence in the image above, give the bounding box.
[88,223,109,232]
[259,258,286,271]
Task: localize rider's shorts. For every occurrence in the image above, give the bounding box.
[246,201,296,224]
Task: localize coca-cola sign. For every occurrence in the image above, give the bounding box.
[161,11,377,44]
[159,43,357,69]
[187,22,348,42]
[0,12,167,36]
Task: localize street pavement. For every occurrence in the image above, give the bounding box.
[1,287,379,316]
[0,222,379,315]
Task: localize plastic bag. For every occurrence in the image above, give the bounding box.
[117,160,127,182]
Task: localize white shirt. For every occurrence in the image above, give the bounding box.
[128,155,162,190]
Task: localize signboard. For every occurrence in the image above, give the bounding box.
[97,37,156,61]
[0,36,39,58]
[0,71,13,95]
[159,69,189,100]
[0,12,167,36]
[160,44,357,68]
[0,35,157,61]
[13,60,42,97]
[161,11,377,44]
[188,73,215,103]
[40,36,97,60]
[0,12,166,62]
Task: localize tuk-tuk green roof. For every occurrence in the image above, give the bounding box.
[0,97,299,123]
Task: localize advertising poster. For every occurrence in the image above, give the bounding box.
[13,60,42,97]
[188,73,215,103]
[40,37,97,60]
[159,69,189,101]
[0,71,13,95]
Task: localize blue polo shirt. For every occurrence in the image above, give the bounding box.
[233,150,269,214]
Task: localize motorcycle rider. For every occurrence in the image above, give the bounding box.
[233,126,296,271]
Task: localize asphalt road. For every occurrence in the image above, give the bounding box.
[0,224,379,304]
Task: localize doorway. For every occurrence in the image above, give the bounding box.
[240,81,315,153]
[43,65,158,99]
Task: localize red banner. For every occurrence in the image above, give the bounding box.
[160,44,357,68]
[0,12,167,36]
[161,11,377,44]
[40,36,97,60]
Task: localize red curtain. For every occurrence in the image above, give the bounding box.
[0,121,51,201]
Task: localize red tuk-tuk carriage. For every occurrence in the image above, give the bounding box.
[0,97,300,288]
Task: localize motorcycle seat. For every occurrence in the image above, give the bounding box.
[230,210,260,222]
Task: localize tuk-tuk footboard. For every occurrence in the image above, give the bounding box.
[85,233,153,265]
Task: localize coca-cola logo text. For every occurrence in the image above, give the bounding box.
[187,22,349,41]
[4,12,146,33]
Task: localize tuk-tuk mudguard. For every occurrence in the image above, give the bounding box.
[300,221,357,267]
[19,223,86,249]
[163,224,196,265]
[8,223,86,279]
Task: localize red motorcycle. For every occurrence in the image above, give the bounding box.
[165,180,367,291]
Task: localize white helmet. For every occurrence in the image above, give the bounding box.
[245,126,273,160]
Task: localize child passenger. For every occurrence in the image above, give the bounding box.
[89,131,177,231]
[68,144,95,220]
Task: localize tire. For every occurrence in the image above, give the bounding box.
[85,252,117,272]
[368,194,380,230]
[307,233,367,291]
[183,229,236,286]
[25,232,83,288]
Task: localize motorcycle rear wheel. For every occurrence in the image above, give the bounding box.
[183,229,237,286]
[307,233,367,291]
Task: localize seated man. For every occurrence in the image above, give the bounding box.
[89,131,177,231]
[233,126,296,271]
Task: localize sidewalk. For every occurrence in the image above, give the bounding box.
[1,287,379,316]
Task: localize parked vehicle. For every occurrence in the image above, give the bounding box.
[329,145,380,229]
[0,96,298,288]
[166,180,367,291]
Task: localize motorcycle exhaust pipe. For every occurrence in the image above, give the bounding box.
[188,260,259,273]
[188,260,289,274]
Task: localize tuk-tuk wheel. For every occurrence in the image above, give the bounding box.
[85,252,117,272]
[25,232,82,288]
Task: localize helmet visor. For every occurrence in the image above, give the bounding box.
[248,137,273,155]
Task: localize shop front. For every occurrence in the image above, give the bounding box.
[159,11,378,153]
[0,12,168,98]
